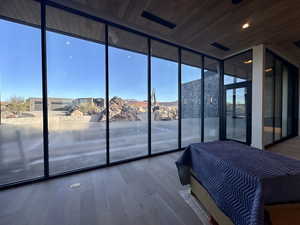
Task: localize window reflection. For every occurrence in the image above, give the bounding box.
[263,51,299,146]
[181,50,202,147]
[204,58,220,141]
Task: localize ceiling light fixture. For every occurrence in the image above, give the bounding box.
[244,59,252,64]
[265,68,273,73]
[141,11,176,29]
[242,22,250,29]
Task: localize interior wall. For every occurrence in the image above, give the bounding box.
[251,44,265,149]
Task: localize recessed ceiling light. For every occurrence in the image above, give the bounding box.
[242,23,250,29]
[244,59,252,64]
[265,68,273,72]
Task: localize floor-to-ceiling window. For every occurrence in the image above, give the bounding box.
[264,50,299,147]
[181,51,202,147]
[0,0,223,188]
[46,7,106,174]
[204,57,220,141]
[0,0,44,185]
[151,41,178,153]
[108,27,148,161]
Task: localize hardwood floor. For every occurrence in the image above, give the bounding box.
[0,152,202,225]
[267,137,300,161]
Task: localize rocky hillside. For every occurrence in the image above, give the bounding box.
[98,97,140,121]
[65,96,178,121]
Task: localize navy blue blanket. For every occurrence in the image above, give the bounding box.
[176,141,300,225]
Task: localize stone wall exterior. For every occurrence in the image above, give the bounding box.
[182,79,201,119]
[182,71,219,118]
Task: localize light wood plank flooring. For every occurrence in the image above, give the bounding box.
[267,137,300,160]
[0,152,202,225]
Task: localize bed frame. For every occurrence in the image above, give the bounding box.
[190,174,300,225]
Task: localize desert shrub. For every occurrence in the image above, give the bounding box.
[79,102,100,115]
[6,96,29,115]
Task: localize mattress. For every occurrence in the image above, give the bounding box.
[176,141,300,225]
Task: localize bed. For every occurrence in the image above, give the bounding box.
[176,141,300,225]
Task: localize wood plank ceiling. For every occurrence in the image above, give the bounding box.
[50,0,300,63]
[0,0,300,64]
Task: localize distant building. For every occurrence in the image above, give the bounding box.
[72,98,104,108]
[27,97,105,112]
[27,98,73,111]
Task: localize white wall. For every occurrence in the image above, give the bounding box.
[251,45,265,149]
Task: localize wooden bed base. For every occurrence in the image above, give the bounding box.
[190,175,300,225]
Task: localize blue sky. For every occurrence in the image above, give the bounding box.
[0,19,205,102]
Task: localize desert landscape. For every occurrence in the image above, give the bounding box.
[0,94,222,184]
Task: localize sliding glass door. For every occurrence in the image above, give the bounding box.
[224,83,251,144]
[223,50,253,144]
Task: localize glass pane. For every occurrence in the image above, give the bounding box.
[226,88,247,142]
[274,59,283,141]
[108,27,148,161]
[47,7,106,174]
[151,40,178,153]
[224,51,252,85]
[263,51,299,146]
[224,75,235,85]
[204,57,220,141]
[0,0,44,184]
[281,65,288,138]
[263,52,274,145]
[287,65,299,137]
[181,50,202,147]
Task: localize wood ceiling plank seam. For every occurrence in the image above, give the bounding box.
[3,0,300,62]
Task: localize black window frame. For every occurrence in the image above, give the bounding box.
[0,0,222,190]
[4,1,299,190]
